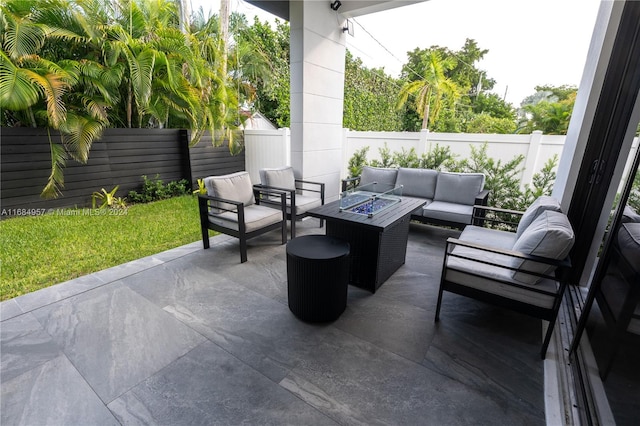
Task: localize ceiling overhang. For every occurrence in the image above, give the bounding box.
[244,1,428,21]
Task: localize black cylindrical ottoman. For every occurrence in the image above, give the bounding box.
[286,235,350,322]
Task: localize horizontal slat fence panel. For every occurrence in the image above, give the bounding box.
[1,128,245,216]
[188,130,246,181]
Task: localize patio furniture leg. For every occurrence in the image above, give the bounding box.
[541,315,558,359]
[282,219,287,244]
[198,197,210,249]
[201,227,210,249]
[240,239,248,263]
[435,286,444,322]
[435,248,449,322]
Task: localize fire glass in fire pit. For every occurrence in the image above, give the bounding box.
[339,183,403,218]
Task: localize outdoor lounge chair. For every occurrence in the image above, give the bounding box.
[435,196,575,358]
[198,171,287,263]
[254,166,325,238]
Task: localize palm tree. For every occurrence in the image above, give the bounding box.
[396,51,460,130]
[0,0,119,197]
[1,0,261,197]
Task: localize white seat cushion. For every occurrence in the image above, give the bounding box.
[445,262,559,309]
[289,194,322,215]
[446,239,557,309]
[422,201,474,225]
[458,225,519,250]
[209,204,282,233]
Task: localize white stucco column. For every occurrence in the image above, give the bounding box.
[290,0,347,201]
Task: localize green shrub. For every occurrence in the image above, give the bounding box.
[518,155,559,210]
[392,147,420,168]
[369,143,394,168]
[91,186,127,209]
[128,175,190,203]
[459,143,524,210]
[348,147,369,178]
[420,144,458,171]
[345,142,561,217]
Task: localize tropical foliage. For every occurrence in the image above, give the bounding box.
[397,50,461,130]
[397,39,517,133]
[344,51,404,131]
[1,0,580,198]
[517,85,577,134]
[234,15,290,128]
[0,0,249,197]
[348,142,559,212]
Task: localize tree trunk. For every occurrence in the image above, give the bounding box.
[127,85,132,128]
[28,107,37,128]
[421,103,430,130]
[177,0,190,33]
[220,0,229,77]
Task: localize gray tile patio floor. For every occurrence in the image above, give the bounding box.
[1,220,546,425]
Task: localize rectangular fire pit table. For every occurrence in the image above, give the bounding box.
[307,185,425,293]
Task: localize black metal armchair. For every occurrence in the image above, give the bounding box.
[254,166,325,238]
[435,198,575,359]
[198,172,287,263]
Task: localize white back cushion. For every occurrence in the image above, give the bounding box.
[516,196,562,238]
[259,166,296,190]
[205,171,254,212]
[512,210,574,284]
[434,172,484,205]
[360,166,398,187]
[396,168,438,199]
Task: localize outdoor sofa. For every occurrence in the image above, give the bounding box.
[342,166,490,229]
[435,196,575,358]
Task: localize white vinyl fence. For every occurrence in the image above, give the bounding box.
[245,128,639,190]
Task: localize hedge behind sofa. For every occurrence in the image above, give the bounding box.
[343,166,490,229]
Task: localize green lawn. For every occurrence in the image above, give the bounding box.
[0,195,212,301]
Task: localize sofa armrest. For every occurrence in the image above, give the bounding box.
[295,179,325,204]
[197,193,250,234]
[198,193,243,214]
[472,205,525,230]
[445,236,572,282]
[471,189,491,226]
[474,189,490,206]
[341,176,361,192]
[251,185,289,209]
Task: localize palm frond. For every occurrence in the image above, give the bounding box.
[127,48,155,109]
[60,112,104,163]
[0,52,40,109]
[2,13,46,59]
[41,133,67,199]
[25,69,68,127]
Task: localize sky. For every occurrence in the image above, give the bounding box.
[190,0,602,106]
